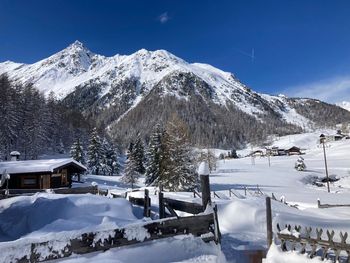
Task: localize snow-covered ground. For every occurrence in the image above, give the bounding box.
[1,132,350,262]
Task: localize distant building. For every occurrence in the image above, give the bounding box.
[0,158,86,189]
[267,146,292,156]
[286,146,302,155]
[320,131,347,143]
[267,147,279,156]
[250,150,264,157]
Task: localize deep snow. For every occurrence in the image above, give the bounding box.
[1,132,350,262]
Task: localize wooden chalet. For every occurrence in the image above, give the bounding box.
[250,150,264,157]
[0,158,86,190]
[286,146,302,155]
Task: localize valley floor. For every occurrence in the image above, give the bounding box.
[1,132,350,262]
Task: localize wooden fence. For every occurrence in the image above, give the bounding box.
[127,189,151,217]
[317,199,350,209]
[127,190,204,218]
[0,186,99,199]
[4,212,218,263]
[276,223,350,262]
[271,192,298,209]
[163,197,204,215]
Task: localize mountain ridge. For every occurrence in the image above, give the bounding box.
[1,41,350,147]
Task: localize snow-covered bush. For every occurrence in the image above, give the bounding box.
[294,156,306,171]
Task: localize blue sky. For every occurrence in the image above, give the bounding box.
[1,0,350,102]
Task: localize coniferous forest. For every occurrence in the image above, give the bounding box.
[0,74,92,160]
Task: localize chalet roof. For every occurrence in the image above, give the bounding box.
[288,146,301,150]
[0,158,87,175]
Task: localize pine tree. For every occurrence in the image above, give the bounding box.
[0,75,91,160]
[122,144,140,188]
[101,138,120,176]
[70,138,84,164]
[107,147,121,176]
[87,128,103,175]
[19,84,48,159]
[0,75,19,159]
[161,115,197,191]
[145,124,163,185]
[133,133,145,174]
[295,156,306,171]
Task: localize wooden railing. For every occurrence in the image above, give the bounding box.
[317,199,350,209]
[163,197,204,215]
[0,186,99,198]
[271,193,298,209]
[2,212,218,263]
[127,189,151,217]
[276,223,350,262]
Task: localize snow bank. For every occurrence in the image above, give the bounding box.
[53,236,227,263]
[218,198,266,234]
[0,193,139,242]
[264,243,330,263]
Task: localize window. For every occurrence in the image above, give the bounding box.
[23,178,36,185]
[21,176,37,188]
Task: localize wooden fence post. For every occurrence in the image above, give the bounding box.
[213,204,222,244]
[266,196,273,248]
[199,162,211,209]
[144,189,151,217]
[159,191,165,219]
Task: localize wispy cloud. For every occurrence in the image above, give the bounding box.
[283,75,350,103]
[158,12,170,24]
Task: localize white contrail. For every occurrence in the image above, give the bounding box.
[233,47,255,63]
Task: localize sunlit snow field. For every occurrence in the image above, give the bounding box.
[1,132,350,262]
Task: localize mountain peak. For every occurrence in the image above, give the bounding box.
[64,40,92,54]
[70,40,85,48]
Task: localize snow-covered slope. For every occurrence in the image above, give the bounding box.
[1,41,350,148]
[337,101,350,112]
[0,41,313,126]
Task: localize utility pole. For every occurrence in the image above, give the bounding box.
[320,134,330,193]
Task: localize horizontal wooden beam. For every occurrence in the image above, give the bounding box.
[163,198,204,214]
[10,213,215,263]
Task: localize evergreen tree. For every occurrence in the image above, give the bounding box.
[100,138,110,176]
[161,115,197,191]
[70,138,84,164]
[87,128,103,175]
[0,75,18,159]
[19,84,48,159]
[295,156,306,171]
[122,144,140,188]
[133,133,145,174]
[101,138,121,176]
[0,74,91,160]
[106,146,120,176]
[145,124,163,185]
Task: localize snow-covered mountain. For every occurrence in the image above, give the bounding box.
[1,41,350,147]
[336,101,350,112]
[0,41,267,113]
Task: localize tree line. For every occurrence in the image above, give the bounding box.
[0,74,91,160]
[122,114,198,191]
[70,127,121,176]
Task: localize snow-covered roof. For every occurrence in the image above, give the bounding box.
[0,158,87,175]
